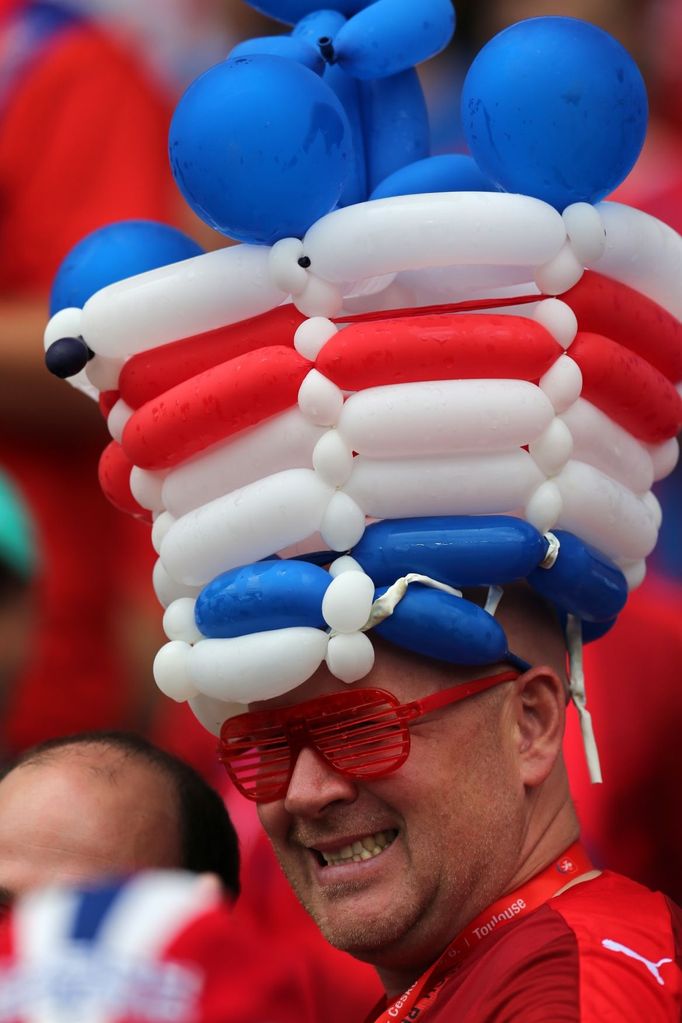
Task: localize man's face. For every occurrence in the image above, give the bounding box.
[256,642,528,971]
[0,751,182,910]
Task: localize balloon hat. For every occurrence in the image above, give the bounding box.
[44,6,682,785]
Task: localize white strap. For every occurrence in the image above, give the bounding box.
[566,613,603,784]
[363,573,462,631]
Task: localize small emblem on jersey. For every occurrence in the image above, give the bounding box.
[556,857,576,875]
[601,938,673,987]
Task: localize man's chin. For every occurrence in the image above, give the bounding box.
[306,893,425,960]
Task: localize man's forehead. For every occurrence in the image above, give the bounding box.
[249,637,485,714]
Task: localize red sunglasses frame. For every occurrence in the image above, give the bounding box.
[218,669,520,803]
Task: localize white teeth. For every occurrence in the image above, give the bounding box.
[319,830,397,867]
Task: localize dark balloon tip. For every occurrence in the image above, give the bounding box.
[45,336,92,379]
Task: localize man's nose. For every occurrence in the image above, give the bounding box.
[284,746,358,816]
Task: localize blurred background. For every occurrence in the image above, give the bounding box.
[0,0,680,941]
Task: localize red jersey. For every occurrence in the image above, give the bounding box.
[371,872,682,1022]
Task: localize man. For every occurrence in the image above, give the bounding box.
[238,586,682,1020]
[0,731,239,910]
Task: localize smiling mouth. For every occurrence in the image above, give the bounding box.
[314,829,399,868]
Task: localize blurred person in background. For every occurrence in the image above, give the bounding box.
[0,730,240,910]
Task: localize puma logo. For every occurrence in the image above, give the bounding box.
[601,939,673,986]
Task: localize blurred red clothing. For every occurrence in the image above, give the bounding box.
[0,2,176,750]
[565,573,682,904]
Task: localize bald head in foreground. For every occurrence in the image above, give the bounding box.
[219,585,681,1021]
[0,731,239,911]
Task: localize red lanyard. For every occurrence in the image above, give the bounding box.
[369,842,593,1023]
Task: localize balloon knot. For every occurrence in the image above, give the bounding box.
[318,37,336,64]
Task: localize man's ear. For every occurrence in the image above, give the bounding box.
[511,666,566,788]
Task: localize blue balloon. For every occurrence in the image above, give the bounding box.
[370,153,500,200]
[293,9,346,45]
[558,612,617,643]
[461,17,648,210]
[195,560,330,638]
[374,584,509,665]
[324,64,368,205]
[361,69,430,191]
[332,0,455,80]
[527,530,627,622]
[244,0,369,27]
[169,56,352,245]
[228,35,324,75]
[352,516,548,587]
[49,220,202,315]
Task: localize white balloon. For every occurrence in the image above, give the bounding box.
[294,317,338,360]
[151,511,176,555]
[525,480,563,533]
[591,202,682,318]
[153,641,198,701]
[320,491,367,551]
[338,380,554,457]
[188,693,248,737]
[561,399,654,493]
[268,237,308,295]
[322,571,375,633]
[294,273,343,318]
[345,451,543,519]
[44,306,83,348]
[81,244,287,358]
[326,632,375,684]
[539,355,582,413]
[620,559,647,591]
[163,598,202,644]
[188,628,329,703]
[646,437,679,482]
[152,559,201,609]
[160,469,333,586]
[106,399,133,444]
[529,418,574,476]
[395,266,540,306]
[85,353,123,392]
[534,241,584,295]
[312,430,354,487]
[329,555,364,577]
[554,461,658,561]
[562,203,606,264]
[130,465,166,513]
[298,369,344,426]
[642,490,663,530]
[161,409,324,518]
[303,192,566,283]
[533,299,578,349]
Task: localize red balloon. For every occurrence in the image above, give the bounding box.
[562,271,682,383]
[570,332,682,443]
[122,346,312,470]
[119,305,305,409]
[98,441,151,521]
[316,313,562,389]
[98,389,119,418]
